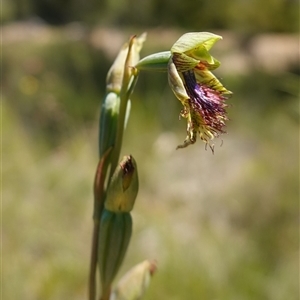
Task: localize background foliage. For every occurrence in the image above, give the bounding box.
[3,0,299,299]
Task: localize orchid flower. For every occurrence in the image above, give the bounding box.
[136,32,232,151]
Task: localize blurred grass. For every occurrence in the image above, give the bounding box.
[3,24,299,300]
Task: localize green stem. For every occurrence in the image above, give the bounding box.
[89,148,112,300]
[89,220,99,300]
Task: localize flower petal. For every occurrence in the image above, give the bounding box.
[179,70,229,147]
[171,52,199,72]
[171,32,222,54]
[194,68,232,95]
[167,58,189,103]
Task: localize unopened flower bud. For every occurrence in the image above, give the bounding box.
[99,92,120,158]
[110,260,157,300]
[106,33,146,94]
[105,155,139,213]
[98,210,133,296]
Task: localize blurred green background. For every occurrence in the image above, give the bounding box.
[3,0,299,299]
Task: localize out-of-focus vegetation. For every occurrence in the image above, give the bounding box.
[3,0,299,33]
[3,1,299,299]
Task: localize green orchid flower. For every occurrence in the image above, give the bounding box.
[136,32,232,151]
[168,32,232,150]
